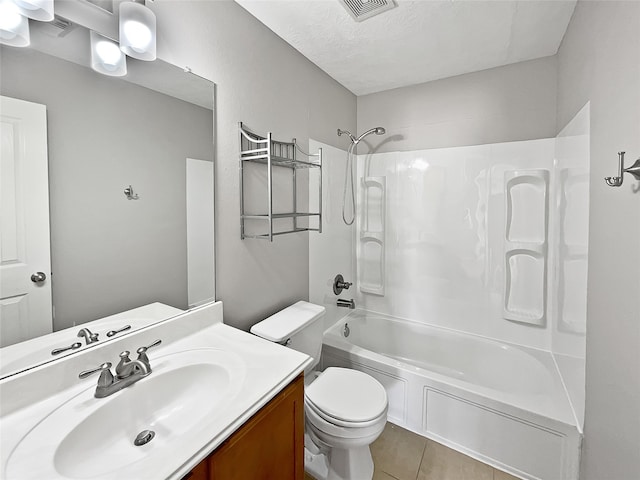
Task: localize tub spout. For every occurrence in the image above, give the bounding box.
[337,298,355,309]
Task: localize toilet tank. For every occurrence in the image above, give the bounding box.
[250,301,326,374]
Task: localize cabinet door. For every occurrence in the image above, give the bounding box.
[209,374,304,480]
[182,460,209,480]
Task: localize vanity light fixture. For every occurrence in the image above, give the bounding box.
[13,0,53,21]
[119,0,156,61]
[90,30,127,77]
[0,0,30,47]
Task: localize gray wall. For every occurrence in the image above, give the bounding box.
[150,1,357,330]
[356,56,557,153]
[556,2,640,479]
[0,48,214,330]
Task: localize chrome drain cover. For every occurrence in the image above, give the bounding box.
[133,429,155,446]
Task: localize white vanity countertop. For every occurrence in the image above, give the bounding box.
[0,301,311,480]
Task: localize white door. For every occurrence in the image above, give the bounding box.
[0,96,52,347]
[186,158,215,308]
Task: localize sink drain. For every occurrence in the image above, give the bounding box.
[134,429,155,446]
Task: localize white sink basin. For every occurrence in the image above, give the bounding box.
[5,348,246,480]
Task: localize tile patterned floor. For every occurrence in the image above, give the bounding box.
[305,423,520,480]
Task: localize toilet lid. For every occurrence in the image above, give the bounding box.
[305,367,387,423]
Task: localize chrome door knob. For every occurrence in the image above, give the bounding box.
[31,272,46,283]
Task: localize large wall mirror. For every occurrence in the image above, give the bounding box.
[0,19,215,378]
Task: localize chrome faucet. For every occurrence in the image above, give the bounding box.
[337,298,356,309]
[79,339,161,398]
[77,328,99,345]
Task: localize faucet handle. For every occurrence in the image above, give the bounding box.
[115,350,131,377]
[333,274,353,295]
[137,339,162,354]
[79,362,114,387]
[136,339,162,364]
[106,324,132,338]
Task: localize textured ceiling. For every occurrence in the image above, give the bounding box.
[235,0,577,96]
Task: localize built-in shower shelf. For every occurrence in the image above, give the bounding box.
[239,122,323,241]
[503,169,550,326]
[358,176,386,296]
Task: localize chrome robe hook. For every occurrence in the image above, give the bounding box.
[124,185,139,200]
[605,152,640,189]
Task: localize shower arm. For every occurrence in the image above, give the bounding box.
[337,129,357,144]
[338,127,386,146]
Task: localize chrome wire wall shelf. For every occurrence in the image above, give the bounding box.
[239,122,323,241]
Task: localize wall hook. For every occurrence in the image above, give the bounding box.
[124,185,139,200]
[605,152,640,188]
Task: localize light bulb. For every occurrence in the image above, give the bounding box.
[122,20,151,51]
[0,2,22,31]
[14,0,54,21]
[119,1,156,61]
[0,0,30,47]
[95,40,123,66]
[90,31,127,77]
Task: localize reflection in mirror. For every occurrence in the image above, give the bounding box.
[0,21,215,378]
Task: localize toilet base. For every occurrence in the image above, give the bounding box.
[305,446,329,480]
[304,433,374,480]
[328,444,374,480]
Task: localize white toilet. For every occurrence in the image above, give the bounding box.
[251,301,388,480]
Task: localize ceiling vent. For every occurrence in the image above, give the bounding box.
[36,16,75,38]
[338,0,397,22]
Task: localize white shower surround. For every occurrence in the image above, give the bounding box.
[355,138,558,349]
[309,110,589,477]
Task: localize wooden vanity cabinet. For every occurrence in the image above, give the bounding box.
[183,373,305,480]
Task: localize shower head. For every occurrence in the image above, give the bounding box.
[355,126,386,143]
[338,126,386,145]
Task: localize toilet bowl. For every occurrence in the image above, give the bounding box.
[304,367,387,480]
[250,301,389,480]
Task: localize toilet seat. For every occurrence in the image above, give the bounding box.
[305,367,388,428]
[305,401,387,446]
[305,397,387,429]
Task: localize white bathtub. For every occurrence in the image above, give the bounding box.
[321,311,581,480]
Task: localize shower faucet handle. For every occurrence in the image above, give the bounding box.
[333,274,353,295]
